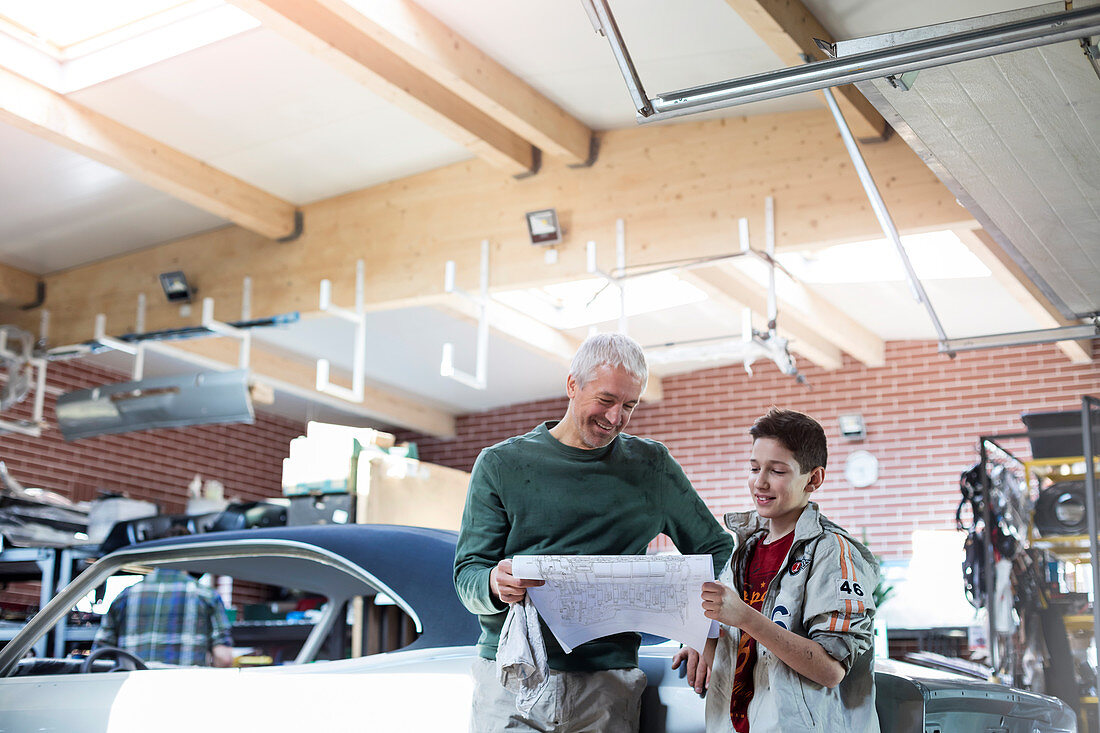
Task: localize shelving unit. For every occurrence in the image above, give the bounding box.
[1025,456,1099,730]
[1026,457,1099,556]
[1065,615,1095,632]
[980,396,1100,730]
[0,545,98,657]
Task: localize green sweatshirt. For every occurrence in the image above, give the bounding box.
[453,421,733,672]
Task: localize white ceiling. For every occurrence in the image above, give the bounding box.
[0,123,226,273]
[70,27,475,205]
[805,0,1043,37]
[0,0,1089,430]
[414,0,817,129]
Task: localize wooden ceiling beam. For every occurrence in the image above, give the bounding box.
[0,263,40,309]
[954,226,1092,364]
[313,0,593,165]
[5,109,955,422]
[785,279,885,367]
[686,258,886,368]
[680,267,845,371]
[723,0,889,140]
[726,257,886,367]
[0,66,299,241]
[230,0,537,176]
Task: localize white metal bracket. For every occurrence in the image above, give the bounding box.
[94,313,147,380]
[585,218,628,334]
[0,326,47,437]
[441,240,489,390]
[40,279,260,404]
[60,278,257,378]
[316,260,366,402]
[737,199,805,384]
[201,297,252,371]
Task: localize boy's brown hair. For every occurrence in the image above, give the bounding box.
[749,407,828,474]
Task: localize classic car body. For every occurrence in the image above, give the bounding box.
[0,525,1077,732]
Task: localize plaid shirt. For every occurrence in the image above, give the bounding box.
[94,569,233,666]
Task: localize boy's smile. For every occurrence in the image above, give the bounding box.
[749,437,824,538]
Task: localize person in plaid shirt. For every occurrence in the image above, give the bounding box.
[93,568,234,667]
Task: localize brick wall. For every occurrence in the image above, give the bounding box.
[398,340,1100,561]
[2,341,1096,611]
[1,359,304,608]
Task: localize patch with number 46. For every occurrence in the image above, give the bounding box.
[835,578,866,602]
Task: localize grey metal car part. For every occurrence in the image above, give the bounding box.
[55,368,254,441]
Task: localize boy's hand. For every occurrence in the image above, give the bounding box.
[701,581,750,628]
[490,559,544,604]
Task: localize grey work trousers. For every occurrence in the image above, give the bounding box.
[469,656,646,733]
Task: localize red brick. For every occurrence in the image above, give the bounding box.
[398,340,1099,561]
[0,359,303,608]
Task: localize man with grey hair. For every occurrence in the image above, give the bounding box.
[455,332,733,731]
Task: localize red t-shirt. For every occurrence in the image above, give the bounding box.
[730,531,795,732]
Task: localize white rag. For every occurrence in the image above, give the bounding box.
[496,595,549,715]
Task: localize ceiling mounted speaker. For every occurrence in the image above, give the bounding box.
[1034,481,1089,536]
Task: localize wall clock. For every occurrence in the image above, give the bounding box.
[844,450,879,488]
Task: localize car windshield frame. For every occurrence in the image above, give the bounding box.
[0,537,418,677]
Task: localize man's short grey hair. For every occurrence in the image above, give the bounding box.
[569,333,648,390]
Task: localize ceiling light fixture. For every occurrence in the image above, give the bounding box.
[838,413,866,440]
[525,208,562,246]
[158,271,194,303]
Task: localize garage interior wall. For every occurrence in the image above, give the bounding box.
[0,359,303,608]
[1,339,1097,609]
[398,339,1100,562]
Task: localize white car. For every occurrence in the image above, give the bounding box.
[0,525,1077,732]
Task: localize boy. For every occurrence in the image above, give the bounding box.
[701,408,879,732]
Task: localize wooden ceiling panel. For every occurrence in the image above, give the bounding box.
[0,262,39,309]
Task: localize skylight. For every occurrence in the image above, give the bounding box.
[776,230,991,284]
[0,0,189,53]
[494,271,708,331]
[0,0,259,92]
[494,231,987,333]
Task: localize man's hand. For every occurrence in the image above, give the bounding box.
[211,644,234,668]
[490,559,544,605]
[671,636,716,695]
[700,581,751,628]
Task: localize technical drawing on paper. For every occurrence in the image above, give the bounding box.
[511,555,715,654]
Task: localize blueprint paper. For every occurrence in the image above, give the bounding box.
[511,555,714,654]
